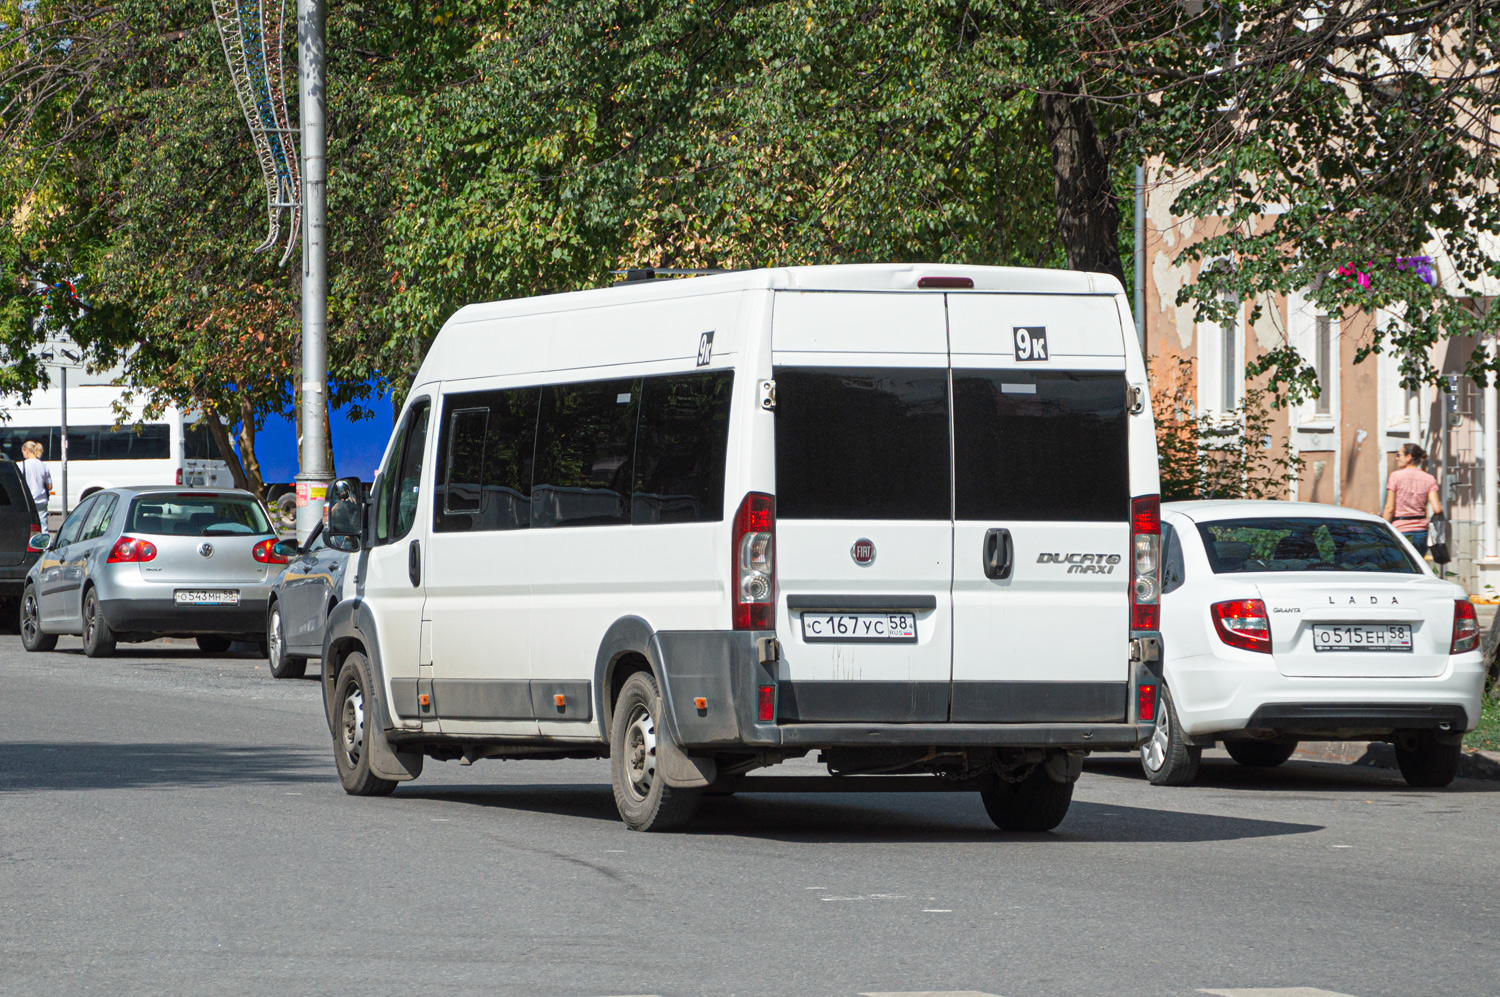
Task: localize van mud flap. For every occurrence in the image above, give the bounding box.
[656,737,716,789]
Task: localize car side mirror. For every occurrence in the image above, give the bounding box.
[28,532,50,552]
[270,540,300,559]
[327,477,365,550]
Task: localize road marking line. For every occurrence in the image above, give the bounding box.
[1200,989,1361,996]
[861,991,1004,997]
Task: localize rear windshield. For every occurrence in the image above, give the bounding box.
[1197,518,1420,574]
[773,366,1129,521]
[127,494,272,537]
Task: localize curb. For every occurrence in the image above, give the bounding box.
[1293,741,1500,781]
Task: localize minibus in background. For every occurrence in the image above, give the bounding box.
[0,371,231,520]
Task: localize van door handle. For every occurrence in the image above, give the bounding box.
[983,528,1013,580]
[408,539,421,587]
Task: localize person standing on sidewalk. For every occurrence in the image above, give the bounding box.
[18,440,52,527]
[1383,443,1441,556]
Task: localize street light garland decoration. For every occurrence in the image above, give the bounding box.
[210,0,301,267]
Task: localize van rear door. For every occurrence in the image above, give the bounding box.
[771,292,954,722]
[946,294,1132,722]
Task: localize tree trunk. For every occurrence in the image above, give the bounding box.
[237,396,266,499]
[1039,82,1126,287]
[200,398,250,492]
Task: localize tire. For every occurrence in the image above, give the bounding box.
[81,589,116,658]
[332,651,398,796]
[1140,683,1202,786]
[276,492,297,528]
[609,671,701,831]
[1225,740,1298,768]
[265,606,306,678]
[1395,731,1462,788]
[19,585,56,653]
[979,763,1075,832]
[196,635,232,654]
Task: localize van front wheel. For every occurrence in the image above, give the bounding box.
[979,764,1074,832]
[609,671,701,831]
[333,652,398,797]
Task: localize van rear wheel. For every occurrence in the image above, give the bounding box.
[979,764,1074,832]
[609,671,701,831]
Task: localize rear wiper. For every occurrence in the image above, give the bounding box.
[201,527,257,537]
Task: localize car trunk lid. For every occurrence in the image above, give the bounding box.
[1260,577,1453,678]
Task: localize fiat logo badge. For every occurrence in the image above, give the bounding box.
[198,542,214,559]
[850,539,875,566]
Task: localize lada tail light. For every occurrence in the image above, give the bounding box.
[732,492,775,630]
[107,536,158,563]
[253,538,287,565]
[1212,598,1271,653]
[1130,495,1160,630]
[1451,599,1480,654]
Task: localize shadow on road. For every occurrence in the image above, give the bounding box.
[401,783,1322,843]
[1084,755,1500,793]
[0,741,330,792]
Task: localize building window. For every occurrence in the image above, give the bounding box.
[1197,296,1241,417]
[1314,315,1333,417]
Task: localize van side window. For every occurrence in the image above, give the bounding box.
[774,368,950,520]
[953,371,1129,522]
[375,399,431,544]
[632,371,733,524]
[433,387,540,533]
[532,379,639,529]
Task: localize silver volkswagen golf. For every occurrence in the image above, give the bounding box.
[19,487,283,657]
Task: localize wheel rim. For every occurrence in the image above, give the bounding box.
[269,609,283,664]
[624,703,657,800]
[21,591,39,644]
[1142,706,1170,772]
[83,595,95,644]
[341,685,365,768]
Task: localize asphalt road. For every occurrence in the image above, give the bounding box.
[2,634,1497,997]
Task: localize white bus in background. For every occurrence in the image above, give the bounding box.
[0,372,232,520]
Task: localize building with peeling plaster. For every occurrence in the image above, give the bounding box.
[1140,169,1500,596]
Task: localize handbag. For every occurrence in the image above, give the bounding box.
[1428,512,1450,565]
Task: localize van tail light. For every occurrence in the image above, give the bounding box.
[1452,599,1480,654]
[1211,598,1271,653]
[732,492,775,630]
[253,538,287,565]
[1130,495,1160,630]
[1137,683,1157,723]
[107,536,158,563]
[757,684,777,722]
[175,468,183,485]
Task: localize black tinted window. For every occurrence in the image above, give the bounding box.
[633,372,733,524]
[954,371,1128,522]
[1197,518,1419,574]
[1161,522,1187,593]
[0,425,169,462]
[183,422,219,460]
[774,368,950,520]
[433,387,540,533]
[376,401,431,544]
[532,379,639,528]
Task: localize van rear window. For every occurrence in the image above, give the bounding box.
[774,368,951,520]
[953,371,1129,522]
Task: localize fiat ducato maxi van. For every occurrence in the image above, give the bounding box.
[319,264,1164,832]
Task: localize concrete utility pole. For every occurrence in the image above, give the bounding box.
[295,0,330,543]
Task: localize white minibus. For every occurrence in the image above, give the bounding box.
[319,264,1163,832]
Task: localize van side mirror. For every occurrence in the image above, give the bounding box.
[326,477,365,550]
[28,532,50,552]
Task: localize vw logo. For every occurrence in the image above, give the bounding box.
[198,542,214,559]
[850,539,875,566]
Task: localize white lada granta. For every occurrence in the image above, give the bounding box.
[1144,500,1486,788]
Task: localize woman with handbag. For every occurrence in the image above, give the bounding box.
[1383,443,1442,557]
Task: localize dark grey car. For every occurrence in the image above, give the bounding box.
[1,461,44,629]
[265,522,352,679]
